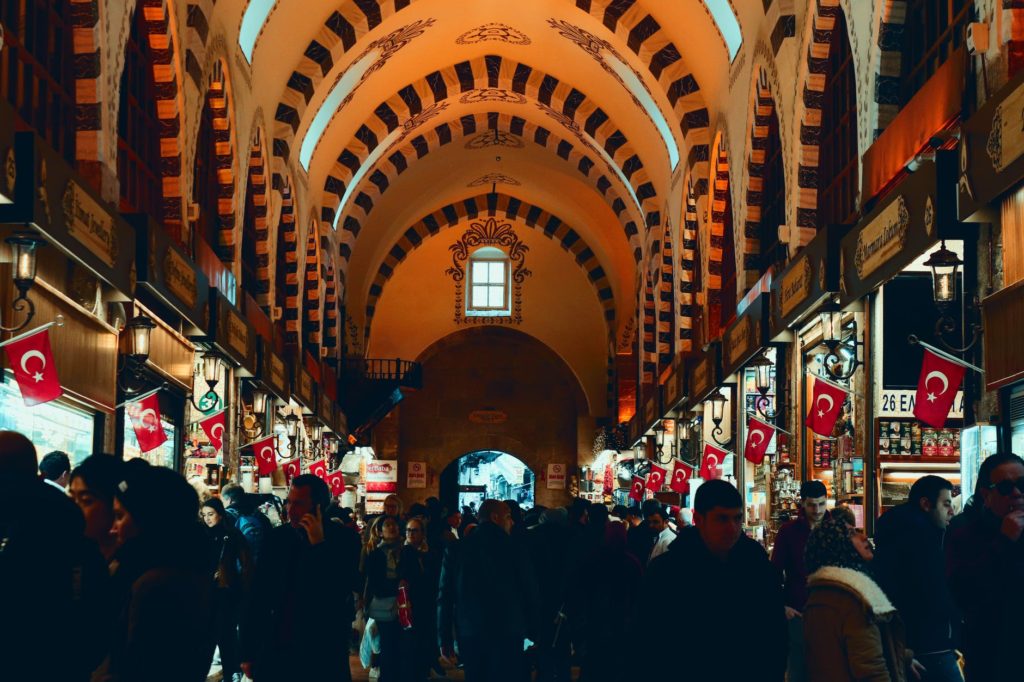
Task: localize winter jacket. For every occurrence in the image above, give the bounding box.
[803,566,912,682]
[437,521,541,648]
[945,508,1024,682]
[206,522,253,592]
[873,502,956,654]
[226,501,271,565]
[771,516,812,610]
[639,526,787,681]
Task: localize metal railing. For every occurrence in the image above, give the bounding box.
[343,357,422,388]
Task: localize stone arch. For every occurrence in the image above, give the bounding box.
[273,173,300,345]
[302,219,323,353]
[742,66,784,289]
[193,58,238,261]
[641,269,656,386]
[657,218,674,373]
[364,192,616,338]
[318,55,661,234]
[707,131,732,339]
[335,111,643,269]
[183,0,216,87]
[796,0,853,231]
[71,0,102,166]
[321,236,340,360]
[241,126,270,309]
[677,173,699,353]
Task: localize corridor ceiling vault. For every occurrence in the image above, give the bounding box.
[207,0,754,416]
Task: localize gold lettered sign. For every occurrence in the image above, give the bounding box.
[987,81,1024,173]
[854,195,909,280]
[726,316,753,367]
[780,255,812,318]
[270,354,287,394]
[60,180,118,267]
[298,369,313,405]
[693,356,710,398]
[163,248,197,309]
[226,309,249,358]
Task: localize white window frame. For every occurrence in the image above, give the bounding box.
[467,249,511,316]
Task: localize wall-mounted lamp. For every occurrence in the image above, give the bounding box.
[706,387,732,447]
[819,307,862,382]
[652,421,673,464]
[2,232,46,332]
[189,351,224,411]
[285,412,301,454]
[117,314,157,394]
[748,350,780,420]
[242,387,267,439]
[923,240,982,352]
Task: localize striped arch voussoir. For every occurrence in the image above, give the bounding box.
[321,238,339,357]
[274,174,300,346]
[657,220,675,368]
[678,178,698,351]
[246,130,271,309]
[364,192,615,340]
[303,227,322,352]
[707,141,729,307]
[184,0,217,87]
[71,0,101,162]
[641,270,655,385]
[743,70,776,289]
[873,0,906,137]
[203,62,237,262]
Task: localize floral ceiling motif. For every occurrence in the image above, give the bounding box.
[455,23,532,46]
[445,217,532,326]
[467,173,521,188]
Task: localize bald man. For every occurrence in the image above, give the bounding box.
[438,499,540,682]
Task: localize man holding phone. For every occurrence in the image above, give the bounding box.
[241,475,359,681]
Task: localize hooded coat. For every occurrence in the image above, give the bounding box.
[803,566,912,682]
[639,526,787,681]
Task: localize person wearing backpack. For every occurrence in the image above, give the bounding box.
[222,483,272,564]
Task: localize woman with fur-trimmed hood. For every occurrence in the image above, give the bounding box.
[803,510,924,682]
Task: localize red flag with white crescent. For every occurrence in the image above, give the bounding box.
[252,436,277,476]
[744,416,776,464]
[326,470,345,496]
[281,459,300,483]
[627,476,645,502]
[913,349,967,428]
[646,463,667,492]
[309,460,328,481]
[805,377,847,437]
[700,443,727,480]
[670,459,692,494]
[4,327,62,406]
[199,411,226,452]
[126,392,168,453]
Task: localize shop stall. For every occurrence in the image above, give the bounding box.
[683,343,727,489]
[0,124,135,461]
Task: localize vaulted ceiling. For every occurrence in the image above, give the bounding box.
[218,0,751,405]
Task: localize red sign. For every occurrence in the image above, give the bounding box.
[365,481,398,493]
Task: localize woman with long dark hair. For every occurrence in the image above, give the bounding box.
[364,515,408,681]
[201,497,253,682]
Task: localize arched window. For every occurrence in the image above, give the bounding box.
[758,108,787,274]
[117,5,164,225]
[1,0,76,163]
[901,0,973,105]
[467,247,510,316]
[818,9,859,228]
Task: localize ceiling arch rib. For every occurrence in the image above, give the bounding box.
[364,191,616,340]
[335,110,644,272]
[316,54,662,236]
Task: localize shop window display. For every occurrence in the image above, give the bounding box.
[122,415,177,469]
[0,379,93,466]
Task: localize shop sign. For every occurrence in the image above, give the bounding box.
[61,180,118,268]
[163,248,197,309]
[270,354,288,396]
[840,156,957,306]
[226,308,249,359]
[1,100,17,205]
[407,461,427,489]
[770,225,845,338]
[691,354,713,403]
[878,389,964,419]
[365,459,398,493]
[643,394,657,426]
[664,364,681,409]
[547,463,567,489]
[319,392,333,425]
[959,65,1024,219]
[297,367,314,408]
[726,316,753,367]
[779,256,813,319]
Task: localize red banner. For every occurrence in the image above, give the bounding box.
[627,476,645,502]
[700,443,727,480]
[326,470,345,496]
[365,481,398,493]
[4,328,62,406]
[670,459,692,494]
[913,349,967,428]
[252,436,277,476]
[646,463,667,491]
[126,392,168,453]
[199,411,226,452]
[281,459,300,483]
[805,377,847,437]
[309,460,327,481]
[744,416,776,464]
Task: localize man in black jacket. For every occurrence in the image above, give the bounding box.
[875,475,961,681]
[240,475,358,681]
[640,480,786,681]
[438,499,541,682]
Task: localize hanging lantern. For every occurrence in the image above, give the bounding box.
[924,240,962,306]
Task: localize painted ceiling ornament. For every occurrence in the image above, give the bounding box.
[458,89,527,105]
[455,23,532,46]
[445,217,532,326]
[338,19,436,109]
[465,129,524,150]
[395,101,450,144]
[467,173,521,188]
[547,18,653,109]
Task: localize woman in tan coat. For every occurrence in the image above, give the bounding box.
[803,511,924,682]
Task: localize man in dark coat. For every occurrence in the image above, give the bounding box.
[438,499,541,682]
[875,475,960,680]
[640,480,786,681]
[241,475,358,681]
[946,453,1024,682]
[221,483,272,564]
[527,507,571,681]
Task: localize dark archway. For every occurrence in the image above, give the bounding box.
[438,450,535,514]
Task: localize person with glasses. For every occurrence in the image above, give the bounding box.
[946,453,1024,682]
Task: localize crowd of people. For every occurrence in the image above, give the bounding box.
[1,427,1022,681]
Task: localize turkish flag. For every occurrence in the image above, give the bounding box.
[251,436,277,476]
[326,470,345,496]
[805,377,847,437]
[700,443,728,480]
[744,416,776,464]
[646,464,667,491]
[627,476,645,502]
[309,460,328,481]
[199,410,226,451]
[4,328,62,406]
[126,392,168,453]
[670,459,692,494]
[282,459,300,483]
[913,349,967,428]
